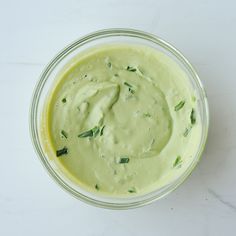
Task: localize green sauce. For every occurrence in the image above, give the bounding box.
[42,44,202,196]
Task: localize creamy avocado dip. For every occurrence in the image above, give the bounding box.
[42,44,202,196]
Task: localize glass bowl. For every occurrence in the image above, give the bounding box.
[30,28,209,209]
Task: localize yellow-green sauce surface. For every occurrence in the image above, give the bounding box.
[43,44,202,196]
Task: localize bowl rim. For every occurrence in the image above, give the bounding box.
[29,28,209,209]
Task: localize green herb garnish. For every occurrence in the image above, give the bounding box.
[128,88,135,94]
[92,126,100,137]
[62,98,67,103]
[190,109,196,124]
[78,129,93,138]
[78,126,100,138]
[124,82,135,94]
[126,66,136,72]
[119,157,129,164]
[128,187,136,193]
[143,112,151,117]
[124,82,132,87]
[61,130,68,139]
[183,126,192,137]
[114,73,119,77]
[56,147,68,157]
[100,125,105,136]
[95,184,99,190]
[175,101,185,111]
[173,156,182,168]
[107,62,112,68]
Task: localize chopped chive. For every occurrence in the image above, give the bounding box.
[128,87,135,94]
[95,184,99,190]
[107,62,112,68]
[114,73,119,77]
[175,101,185,111]
[100,125,105,136]
[183,126,192,137]
[56,147,68,157]
[143,112,151,117]
[126,66,136,72]
[119,157,129,164]
[124,82,135,94]
[61,130,68,139]
[93,126,100,137]
[62,98,66,103]
[78,126,100,138]
[124,82,132,87]
[128,187,136,193]
[173,156,182,168]
[78,129,93,138]
[190,109,196,125]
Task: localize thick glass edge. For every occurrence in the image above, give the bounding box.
[29,28,209,210]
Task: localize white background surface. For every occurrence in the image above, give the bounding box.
[1,0,236,235]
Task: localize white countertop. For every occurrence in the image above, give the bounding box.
[1,0,236,235]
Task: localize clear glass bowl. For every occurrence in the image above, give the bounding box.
[30,28,209,209]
